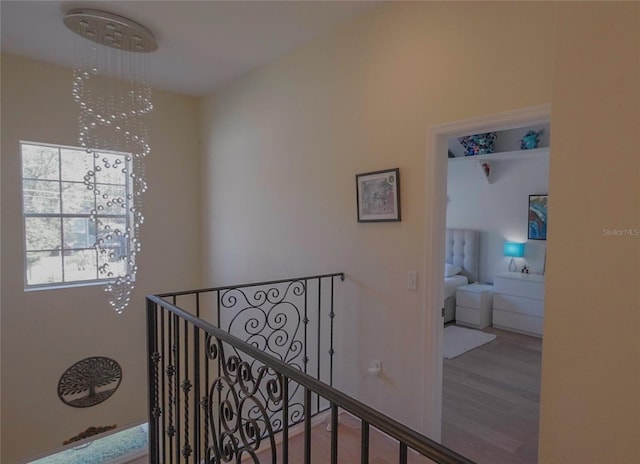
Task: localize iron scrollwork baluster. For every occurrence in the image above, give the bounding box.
[219,280,306,431]
[151,352,161,419]
[205,334,283,463]
[166,363,176,438]
[182,378,192,458]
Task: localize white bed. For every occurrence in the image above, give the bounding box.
[443,229,479,323]
[445,274,468,299]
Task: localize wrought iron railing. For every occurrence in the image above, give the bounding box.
[147,273,474,463]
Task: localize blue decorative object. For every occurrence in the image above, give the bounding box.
[520,129,544,150]
[458,132,497,156]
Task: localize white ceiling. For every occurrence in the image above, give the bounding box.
[1,1,380,96]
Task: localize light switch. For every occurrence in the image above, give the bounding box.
[407,271,418,291]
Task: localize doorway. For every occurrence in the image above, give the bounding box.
[420,105,551,454]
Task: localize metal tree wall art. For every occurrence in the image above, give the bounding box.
[58,357,122,408]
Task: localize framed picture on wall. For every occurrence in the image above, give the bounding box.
[356,168,401,222]
[528,194,548,240]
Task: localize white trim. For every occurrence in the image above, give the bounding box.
[420,104,551,440]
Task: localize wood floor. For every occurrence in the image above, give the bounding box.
[254,413,437,463]
[441,325,542,464]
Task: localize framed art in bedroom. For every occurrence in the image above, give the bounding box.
[356,168,401,222]
[528,194,548,240]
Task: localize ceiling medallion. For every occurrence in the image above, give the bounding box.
[63,9,157,52]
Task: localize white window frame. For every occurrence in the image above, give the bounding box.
[21,140,134,290]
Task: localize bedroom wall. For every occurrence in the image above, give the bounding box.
[0,54,202,463]
[446,154,549,282]
[200,0,555,434]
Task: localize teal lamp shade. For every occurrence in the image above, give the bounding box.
[504,241,524,272]
[503,242,525,258]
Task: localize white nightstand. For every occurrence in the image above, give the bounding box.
[493,272,544,337]
[456,283,494,329]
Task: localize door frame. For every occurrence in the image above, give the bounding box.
[420,104,551,439]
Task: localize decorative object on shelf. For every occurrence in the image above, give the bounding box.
[504,241,525,272]
[58,356,122,408]
[356,168,401,222]
[528,194,548,240]
[63,425,117,446]
[481,161,491,179]
[521,264,530,274]
[520,129,544,150]
[63,9,158,313]
[458,132,497,156]
[477,160,495,184]
[448,149,455,158]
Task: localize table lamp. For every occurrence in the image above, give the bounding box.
[504,242,525,272]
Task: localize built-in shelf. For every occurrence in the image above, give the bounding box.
[448,146,549,163]
[449,147,549,184]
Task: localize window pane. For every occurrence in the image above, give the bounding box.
[64,249,98,282]
[25,217,61,251]
[96,184,127,215]
[95,153,128,185]
[61,182,95,214]
[26,251,62,285]
[22,144,59,180]
[22,142,133,289]
[61,148,94,182]
[23,180,60,214]
[63,217,96,249]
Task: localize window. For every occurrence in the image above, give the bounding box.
[22,141,132,289]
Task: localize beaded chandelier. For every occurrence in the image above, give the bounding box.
[64,9,157,313]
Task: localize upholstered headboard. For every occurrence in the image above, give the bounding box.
[445,229,480,283]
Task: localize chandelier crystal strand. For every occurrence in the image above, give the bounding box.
[65,9,157,313]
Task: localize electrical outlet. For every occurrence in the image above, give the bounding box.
[407,271,417,291]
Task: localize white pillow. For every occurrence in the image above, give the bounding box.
[444,263,463,277]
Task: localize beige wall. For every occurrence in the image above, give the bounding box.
[201,1,639,462]
[201,0,554,432]
[2,1,638,462]
[539,3,640,462]
[0,54,202,463]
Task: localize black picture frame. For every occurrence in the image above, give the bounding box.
[528,194,548,240]
[356,168,401,222]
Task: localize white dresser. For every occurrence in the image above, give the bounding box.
[456,283,493,329]
[492,272,544,337]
